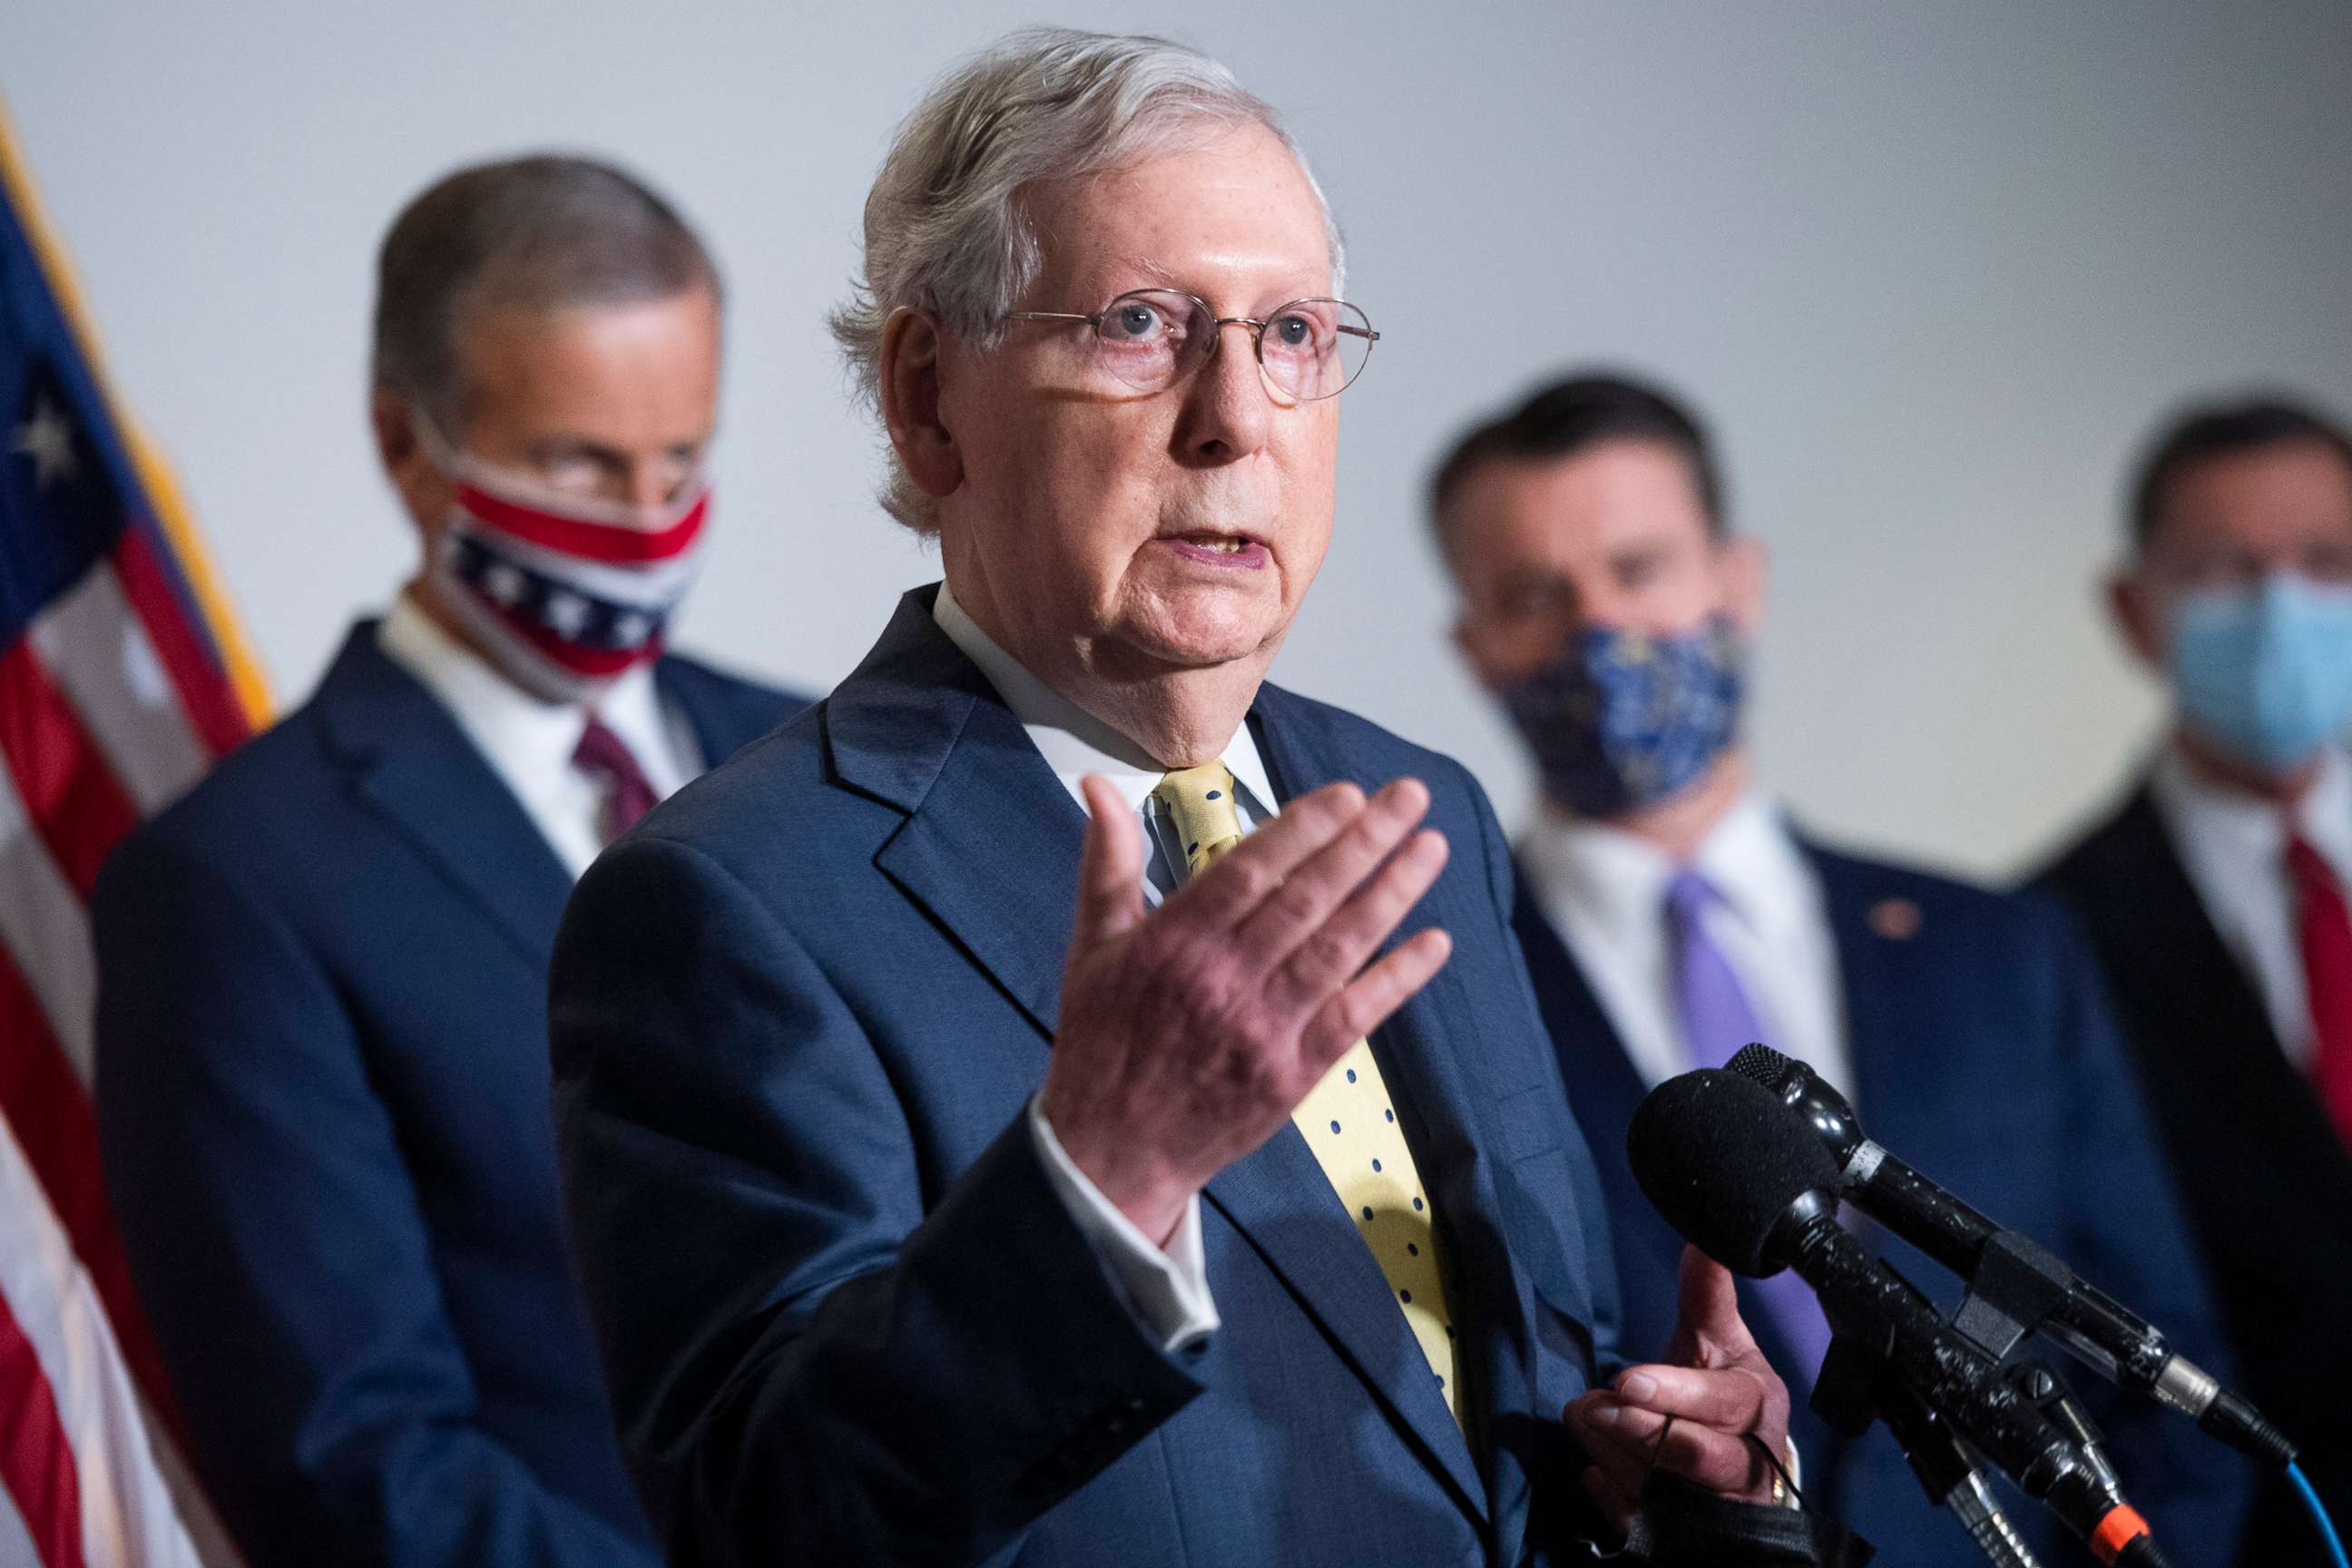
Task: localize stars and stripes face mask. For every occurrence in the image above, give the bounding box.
[418,426,710,703]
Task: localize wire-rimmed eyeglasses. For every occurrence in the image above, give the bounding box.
[1005,289,1379,402]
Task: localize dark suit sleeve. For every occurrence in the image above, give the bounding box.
[92,830,656,1568]
[1454,759,1626,1372]
[2027,894,2257,1550]
[548,834,1206,1568]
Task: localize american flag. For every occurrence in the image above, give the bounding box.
[0,100,264,1566]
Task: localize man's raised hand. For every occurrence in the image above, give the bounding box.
[1040,774,1453,1244]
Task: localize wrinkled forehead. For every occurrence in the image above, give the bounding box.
[1019,123,1339,309]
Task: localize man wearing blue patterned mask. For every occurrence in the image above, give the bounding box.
[1436,372,2247,1564]
[2038,396,2352,1566]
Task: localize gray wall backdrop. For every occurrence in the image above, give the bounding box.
[10,1,2352,877]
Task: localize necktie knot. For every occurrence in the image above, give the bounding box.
[2287,830,2338,895]
[1663,865,1722,923]
[573,717,658,845]
[1154,762,1245,879]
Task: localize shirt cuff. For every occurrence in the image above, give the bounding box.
[1027,1096,1220,1353]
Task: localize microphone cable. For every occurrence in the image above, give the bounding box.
[2288,1461,2349,1568]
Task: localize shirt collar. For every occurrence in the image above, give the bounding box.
[2151,740,2352,877]
[931,578,1277,817]
[1517,789,1816,941]
[377,591,678,800]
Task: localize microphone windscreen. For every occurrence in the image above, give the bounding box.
[1725,1041,1796,1092]
[1626,1068,1843,1277]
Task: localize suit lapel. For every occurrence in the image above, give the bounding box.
[874,711,1087,1040]
[314,625,573,966]
[1800,838,1980,1220]
[656,656,745,773]
[1514,906,1651,1153]
[1241,688,1493,1524]
[2106,790,2282,1057]
[831,592,1086,1039]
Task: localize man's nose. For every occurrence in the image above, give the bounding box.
[620,461,680,512]
[1177,322,1273,462]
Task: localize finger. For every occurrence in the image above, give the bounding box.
[1269,827,1448,1011]
[1162,779,1368,928]
[1299,926,1453,1070]
[1072,775,1146,947]
[1671,1246,1763,1366]
[1627,1409,1775,1499]
[1563,1394,1659,1502]
[1611,1363,1772,1434]
[1233,778,1432,965]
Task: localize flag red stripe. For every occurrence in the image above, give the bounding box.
[0,641,141,901]
[0,950,179,1439]
[109,528,250,760]
[0,1283,84,1568]
[455,483,708,564]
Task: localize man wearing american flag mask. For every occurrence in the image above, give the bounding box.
[89,154,808,1568]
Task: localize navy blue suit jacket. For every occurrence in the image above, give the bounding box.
[547,588,1628,1568]
[1513,835,2252,1563]
[2037,785,2352,1565]
[93,622,806,1568]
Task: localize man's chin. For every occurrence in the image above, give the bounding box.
[1102,603,1288,678]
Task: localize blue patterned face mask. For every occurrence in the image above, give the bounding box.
[1499,615,1748,817]
[2168,574,2352,776]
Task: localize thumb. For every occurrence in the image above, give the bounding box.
[1671,1244,1763,1366]
[1072,775,1146,949]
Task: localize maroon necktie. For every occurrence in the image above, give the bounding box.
[2284,831,2352,1151]
[573,718,658,846]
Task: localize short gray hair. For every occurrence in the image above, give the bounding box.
[828,27,1346,533]
[372,153,720,431]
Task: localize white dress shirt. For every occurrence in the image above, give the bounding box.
[2148,742,2352,1070]
[376,593,701,879]
[1515,791,1855,1102]
[932,581,1277,1353]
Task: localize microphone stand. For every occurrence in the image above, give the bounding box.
[1811,1328,2043,1568]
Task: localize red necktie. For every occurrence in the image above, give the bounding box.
[573,718,658,846]
[2284,831,2352,1150]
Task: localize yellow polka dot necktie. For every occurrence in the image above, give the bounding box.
[1152,763,1462,1420]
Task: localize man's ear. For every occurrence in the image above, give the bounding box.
[879,308,964,499]
[2108,571,2166,671]
[1718,533,1768,635]
[1452,612,1504,695]
[369,390,452,538]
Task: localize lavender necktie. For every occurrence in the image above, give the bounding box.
[1662,867,1833,1386]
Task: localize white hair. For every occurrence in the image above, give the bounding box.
[827,26,1347,532]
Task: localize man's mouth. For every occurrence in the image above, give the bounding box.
[1157,531,1271,569]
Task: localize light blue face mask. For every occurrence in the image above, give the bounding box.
[2167,574,2352,776]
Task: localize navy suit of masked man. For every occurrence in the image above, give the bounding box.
[94,155,808,1568]
[549,30,1863,1568]
[1435,373,2249,1564]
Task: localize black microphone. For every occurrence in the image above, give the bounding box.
[1723,1042,2296,1468]
[1628,1069,2172,1568]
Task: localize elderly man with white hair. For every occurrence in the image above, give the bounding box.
[549,28,1860,1567]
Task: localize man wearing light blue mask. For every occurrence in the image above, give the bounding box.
[2038,396,2352,1566]
[1434,372,2249,1565]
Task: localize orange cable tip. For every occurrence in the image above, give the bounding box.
[2090,1503,2151,1563]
